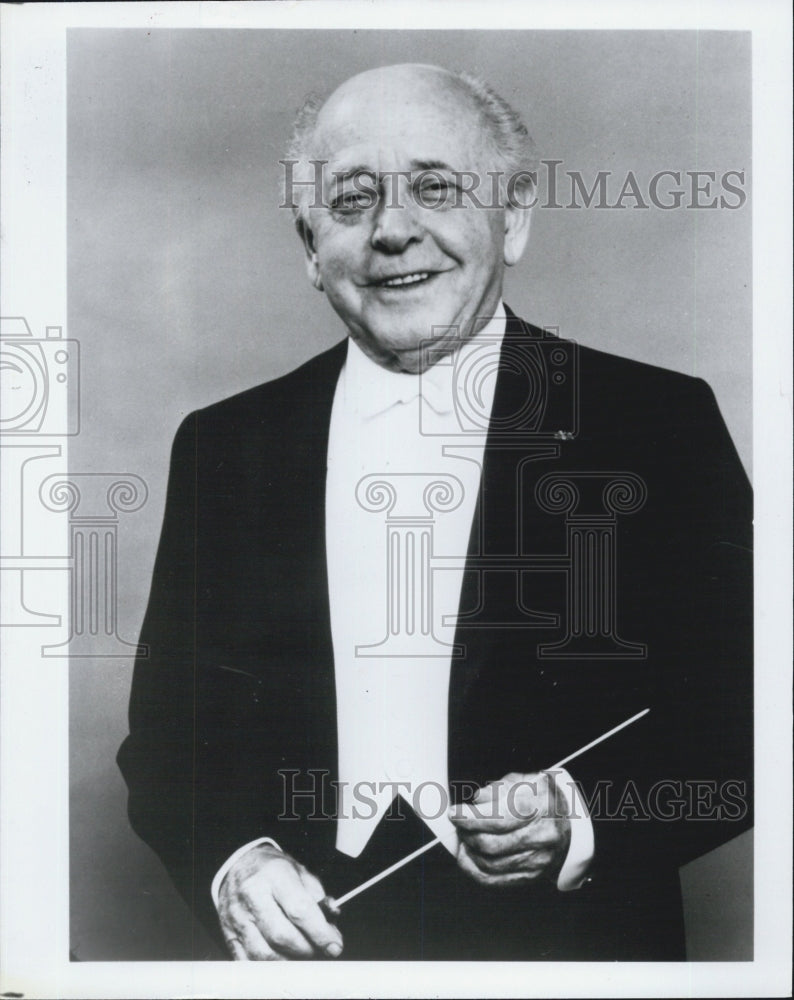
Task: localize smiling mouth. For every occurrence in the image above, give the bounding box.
[372,270,436,289]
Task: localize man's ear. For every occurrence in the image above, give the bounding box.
[503,192,533,267]
[297,216,324,291]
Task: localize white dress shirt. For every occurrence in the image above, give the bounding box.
[325,317,490,856]
[212,304,593,906]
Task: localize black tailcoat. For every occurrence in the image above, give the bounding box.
[118,308,753,960]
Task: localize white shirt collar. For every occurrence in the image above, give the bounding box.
[342,302,507,420]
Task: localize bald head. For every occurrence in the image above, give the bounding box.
[286,63,536,221]
[320,62,468,110]
[314,64,481,155]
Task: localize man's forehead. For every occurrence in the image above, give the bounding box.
[312,65,485,165]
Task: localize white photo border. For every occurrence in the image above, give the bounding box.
[0,1,791,997]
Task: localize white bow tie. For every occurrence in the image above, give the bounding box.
[354,358,455,420]
[344,306,508,422]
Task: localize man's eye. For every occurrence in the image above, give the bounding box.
[331,192,375,212]
[414,176,457,205]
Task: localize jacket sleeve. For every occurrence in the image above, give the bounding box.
[116,413,212,932]
[116,412,294,943]
[568,377,753,879]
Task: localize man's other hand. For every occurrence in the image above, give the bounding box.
[449,771,572,886]
[217,843,343,960]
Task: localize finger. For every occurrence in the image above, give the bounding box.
[235,918,283,960]
[449,802,529,834]
[298,868,343,931]
[298,866,326,903]
[470,773,524,803]
[461,830,549,872]
[467,846,552,875]
[451,776,554,832]
[455,840,489,884]
[320,896,342,923]
[461,827,527,858]
[226,936,249,961]
[457,841,542,886]
[251,891,316,959]
[463,818,565,858]
[225,889,310,960]
[271,867,343,957]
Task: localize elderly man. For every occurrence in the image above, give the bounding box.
[118,63,752,961]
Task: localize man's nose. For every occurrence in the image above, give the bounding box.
[370,189,424,253]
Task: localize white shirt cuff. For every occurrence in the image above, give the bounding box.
[209,770,593,909]
[551,768,594,891]
[210,837,282,910]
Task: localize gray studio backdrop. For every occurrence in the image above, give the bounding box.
[67,29,752,961]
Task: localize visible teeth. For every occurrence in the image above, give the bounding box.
[382,272,429,287]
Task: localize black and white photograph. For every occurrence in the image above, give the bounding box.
[0,2,790,997]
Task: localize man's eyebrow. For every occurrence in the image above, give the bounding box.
[330,160,458,183]
[410,160,457,173]
[331,166,378,184]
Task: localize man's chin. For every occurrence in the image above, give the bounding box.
[390,348,431,375]
[360,326,468,373]
[377,338,457,374]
